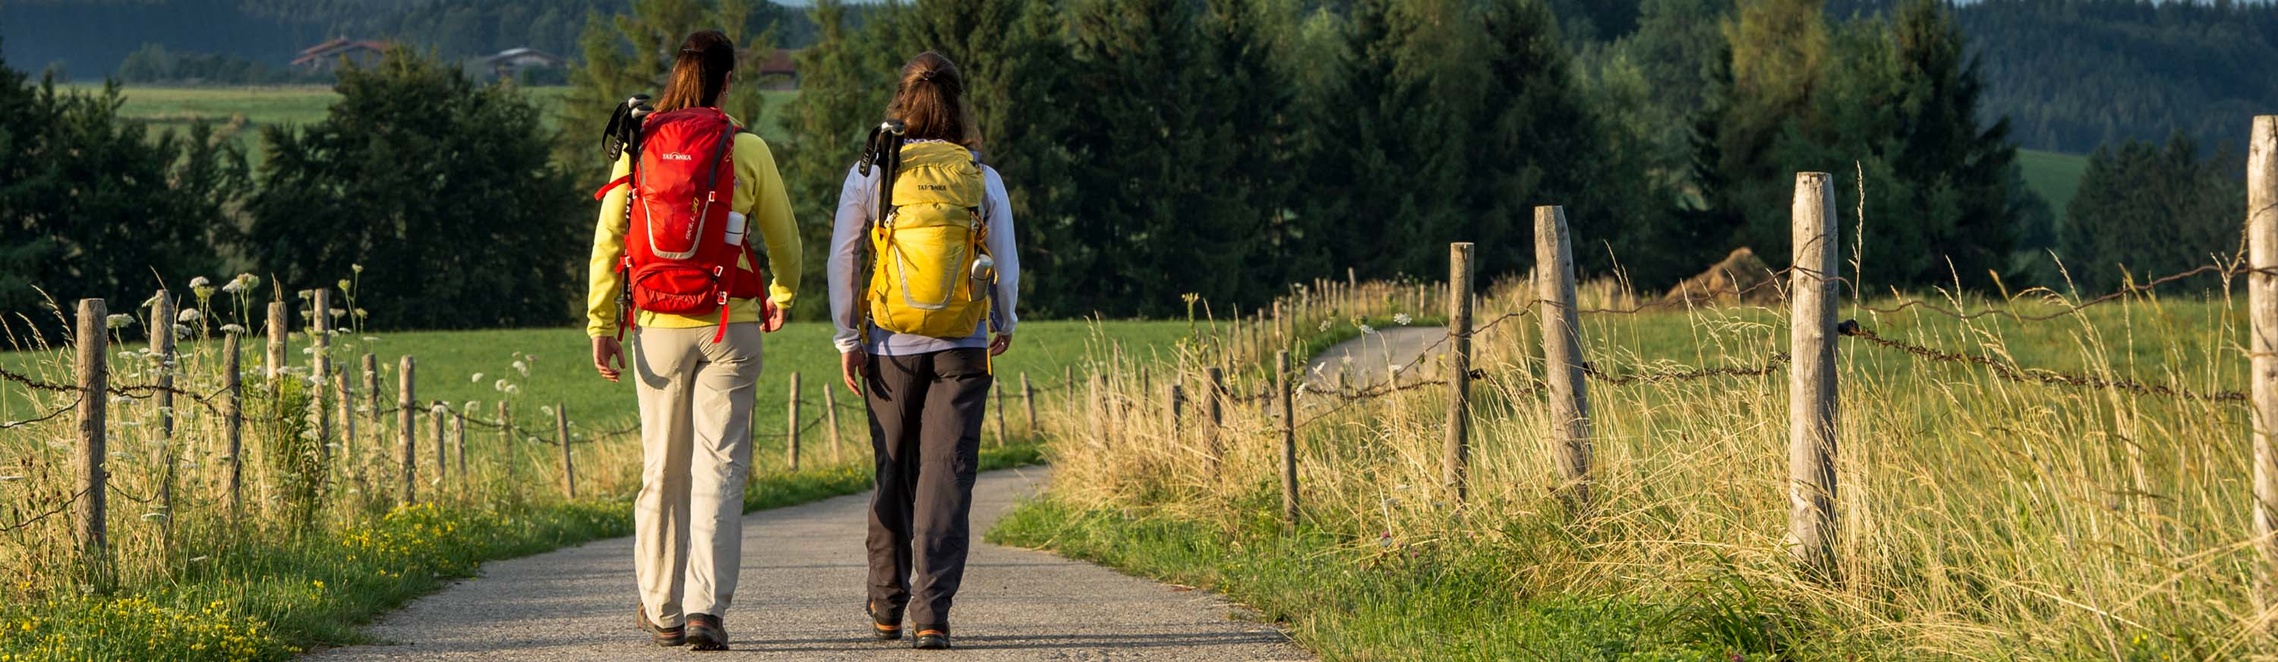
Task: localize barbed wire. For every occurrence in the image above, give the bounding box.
[1582,354,1791,386]
[2,397,81,430]
[1850,263,2259,322]
[1838,320,2246,403]
[0,489,84,533]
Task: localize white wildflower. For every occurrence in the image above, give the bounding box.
[105,314,135,329]
[493,379,511,392]
[1393,313,1412,326]
[471,372,485,383]
[539,406,555,418]
[504,384,520,394]
[176,308,203,323]
[220,324,246,334]
[188,276,210,289]
[173,324,191,340]
[352,263,364,274]
[337,279,352,292]
[512,360,528,376]
[329,308,346,318]
[355,309,369,319]
[1317,320,1331,332]
[1358,323,1375,335]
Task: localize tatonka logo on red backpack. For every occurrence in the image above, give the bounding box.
[592,106,767,342]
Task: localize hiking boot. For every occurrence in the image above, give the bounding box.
[635,606,685,647]
[866,602,903,641]
[912,628,950,650]
[686,613,729,651]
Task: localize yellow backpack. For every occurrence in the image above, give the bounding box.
[866,141,992,338]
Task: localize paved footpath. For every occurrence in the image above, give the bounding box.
[306,467,1309,661]
[1304,326,1448,392]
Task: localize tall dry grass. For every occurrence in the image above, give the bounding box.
[1036,276,2263,658]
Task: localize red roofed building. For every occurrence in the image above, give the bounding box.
[757,48,799,90]
[293,38,391,71]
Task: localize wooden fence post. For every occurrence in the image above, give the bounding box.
[265,301,288,383]
[822,382,844,465]
[1788,172,1841,580]
[75,299,109,580]
[430,403,447,482]
[223,332,243,519]
[2247,115,2278,609]
[149,291,178,530]
[556,403,576,499]
[397,356,415,505]
[335,371,354,476]
[310,289,331,469]
[1444,243,1474,501]
[1205,367,1226,475]
[1021,372,1038,435]
[451,410,466,486]
[1537,208,1593,512]
[1278,351,1299,528]
[1166,382,1184,443]
[787,373,802,471]
[992,380,1008,447]
[361,353,379,430]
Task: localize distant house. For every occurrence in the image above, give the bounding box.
[758,49,799,90]
[480,47,568,80]
[292,38,390,71]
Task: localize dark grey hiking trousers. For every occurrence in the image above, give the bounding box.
[863,348,990,631]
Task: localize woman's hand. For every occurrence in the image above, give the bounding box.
[592,337,625,382]
[763,302,787,333]
[989,333,1013,357]
[840,351,866,395]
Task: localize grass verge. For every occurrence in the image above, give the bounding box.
[989,494,1823,661]
[0,442,1044,661]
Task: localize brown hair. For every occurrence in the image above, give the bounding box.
[655,30,736,113]
[887,51,979,150]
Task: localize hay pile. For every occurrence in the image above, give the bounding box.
[1661,247,1783,307]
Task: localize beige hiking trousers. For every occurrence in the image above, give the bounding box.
[632,323,762,625]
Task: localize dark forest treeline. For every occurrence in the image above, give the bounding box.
[0,0,818,81]
[0,0,2265,334]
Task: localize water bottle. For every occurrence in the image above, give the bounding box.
[725,212,747,247]
[970,254,995,300]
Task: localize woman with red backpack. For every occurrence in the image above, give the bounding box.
[586,29,801,652]
[828,51,1020,651]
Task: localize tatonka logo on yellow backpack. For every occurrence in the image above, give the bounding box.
[868,141,990,338]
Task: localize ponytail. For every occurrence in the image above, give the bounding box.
[887,51,979,151]
[656,30,736,112]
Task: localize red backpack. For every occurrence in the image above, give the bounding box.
[593,107,768,341]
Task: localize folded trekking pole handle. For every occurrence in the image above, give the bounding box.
[858,120,907,176]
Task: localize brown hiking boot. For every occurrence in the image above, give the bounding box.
[866,601,903,641]
[635,606,685,647]
[686,613,729,651]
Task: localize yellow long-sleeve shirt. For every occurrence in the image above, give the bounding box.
[586,125,801,339]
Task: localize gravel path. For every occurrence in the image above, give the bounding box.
[305,468,1307,661]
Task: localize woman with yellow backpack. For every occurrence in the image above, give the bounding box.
[827,51,1018,651]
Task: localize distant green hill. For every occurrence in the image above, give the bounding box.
[2017,149,2088,217]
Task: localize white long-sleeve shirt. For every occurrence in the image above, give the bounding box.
[828,149,1020,355]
